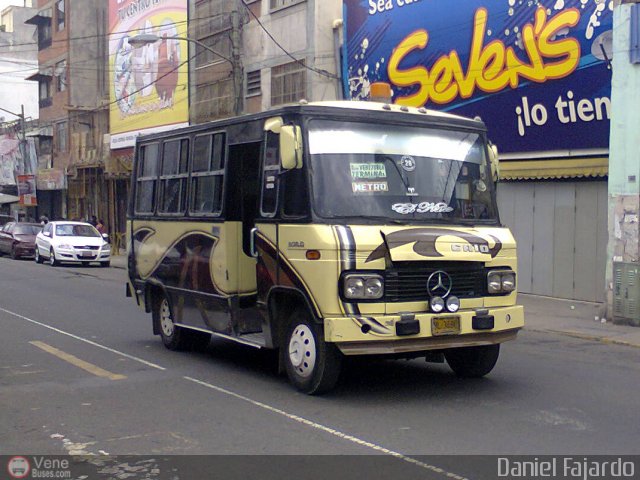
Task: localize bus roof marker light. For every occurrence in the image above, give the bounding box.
[369,82,392,103]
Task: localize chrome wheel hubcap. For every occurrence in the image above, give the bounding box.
[160,299,174,337]
[288,324,316,378]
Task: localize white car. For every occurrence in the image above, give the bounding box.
[35,221,111,267]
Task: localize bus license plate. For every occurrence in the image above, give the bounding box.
[431,316,460,336]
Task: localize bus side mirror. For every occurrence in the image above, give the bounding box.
[280,125,303,170]
[488,143,499,183]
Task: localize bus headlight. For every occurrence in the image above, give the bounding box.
[446,295,460,313]
[343,274,384,300]
[487,270,516,294]
[501,272,516,293]
[429,296,445,313]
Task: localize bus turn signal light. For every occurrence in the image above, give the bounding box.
[306,250,321,260]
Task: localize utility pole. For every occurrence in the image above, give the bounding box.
[0,104,27,168]
[19,105,27,171]
[231,5,243,115]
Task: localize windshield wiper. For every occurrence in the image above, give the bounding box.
[375,155,413,195]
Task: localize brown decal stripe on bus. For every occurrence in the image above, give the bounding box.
[334,226,360,316]
[133,227,155,244]
[147,233,221,295]
[256,234,321,318]
[255,235,278,298]
[366,228,503,262]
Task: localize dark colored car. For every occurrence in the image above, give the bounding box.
[0,222,42,259]
[0,214,14,226]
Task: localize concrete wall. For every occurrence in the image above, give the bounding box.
[0,57,38,121]
[606,1,640,320]
[69,0,108,107]
[0,4,38,121]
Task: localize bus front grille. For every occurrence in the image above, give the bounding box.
[384,262,486,302]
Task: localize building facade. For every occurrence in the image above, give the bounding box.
[606,0,640,324]
[188,0,342,121]
[26,0,109,225]
[0,1,38,219]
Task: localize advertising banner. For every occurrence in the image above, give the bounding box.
[344,0,613,155]
[109,0,189,149]
[17,174,37,206]
[36,168,67,191]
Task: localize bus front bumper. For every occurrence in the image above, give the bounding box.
[324,305,524,356]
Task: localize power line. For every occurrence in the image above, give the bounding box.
[0,12,236,51]
[30,49,201,134]
[239,0,338,80]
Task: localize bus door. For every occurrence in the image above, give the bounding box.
[226,141,263,338]
[251,129,281,337]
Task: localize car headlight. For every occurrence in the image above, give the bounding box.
[487,270,516,294]
[343,273,384,300]
[102,243,111,251]
[58,244,73,250]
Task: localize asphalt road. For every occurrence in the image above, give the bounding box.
[1,256,639,478]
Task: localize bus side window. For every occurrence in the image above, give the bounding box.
[135,143,159,214]
[159,139,189,214]
[260,131,280,218]
[190,133,225,216]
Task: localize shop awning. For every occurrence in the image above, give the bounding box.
[499,157,608,181]
[25,67,53,82]
[0,193,19,204]
[26,125,53,137]
[25,8,51,25]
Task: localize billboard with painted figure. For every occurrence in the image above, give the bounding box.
[344,0,613,155]
[109,0,189,149]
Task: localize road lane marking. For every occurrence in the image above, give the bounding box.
[183,376,468,480]
[30,341,127,380]
[0,306,166,371]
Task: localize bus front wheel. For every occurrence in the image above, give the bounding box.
[284,310,342,395]
[445,344,500,378]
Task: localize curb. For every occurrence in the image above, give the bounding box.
[525,327,640,349]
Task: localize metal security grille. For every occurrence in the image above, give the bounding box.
[384,262,486,303]
[497,181,607,302]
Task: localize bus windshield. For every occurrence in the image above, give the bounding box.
[308,120,498,223]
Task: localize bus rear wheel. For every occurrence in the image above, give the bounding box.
[284,309,342,395]
[445,344,500,378]
[153,293,189,351]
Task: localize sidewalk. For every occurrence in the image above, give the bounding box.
[519,293,640,348]
[110,254,640,348]
[111,253,127,270]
